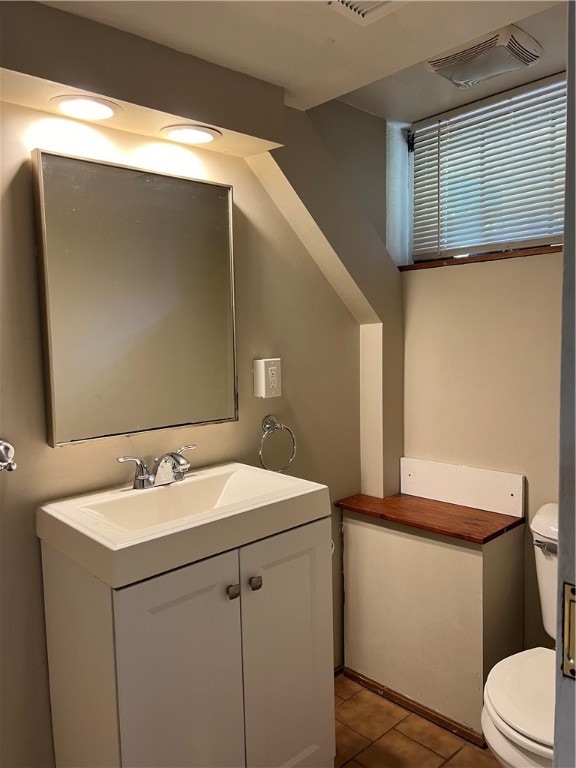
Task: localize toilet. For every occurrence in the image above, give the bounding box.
[482,503,558,768]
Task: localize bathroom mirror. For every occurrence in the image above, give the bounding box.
[33,150,236,446]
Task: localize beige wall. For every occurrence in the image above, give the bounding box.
[403,253,563,648]
[307,100,388,246]
[0,102,361,767]
[272,107,404,496]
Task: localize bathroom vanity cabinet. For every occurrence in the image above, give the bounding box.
[40,518,334,768]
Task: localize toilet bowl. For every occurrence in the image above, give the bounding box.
[482,647,554,768]
[482,504,558,768]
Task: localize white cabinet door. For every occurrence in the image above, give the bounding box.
[113,551,245,768]
[240,518,335,768]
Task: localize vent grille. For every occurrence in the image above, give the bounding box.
[508,34,539,65]
[425,25,543,88]
[328,0,407,25]
[428,36,499,71]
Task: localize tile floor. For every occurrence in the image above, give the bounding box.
[335,675,500,768]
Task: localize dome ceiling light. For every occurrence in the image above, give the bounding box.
[50,95,121,120]
[160,125,222,145]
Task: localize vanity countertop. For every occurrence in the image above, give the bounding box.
[335,493,524,544]
[37,462,330,587]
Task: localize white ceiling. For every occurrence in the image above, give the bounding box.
[43,0,567,122]
[343,3,568,122]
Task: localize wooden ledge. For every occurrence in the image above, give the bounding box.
[399,245,562,272]
[334,493,524,544]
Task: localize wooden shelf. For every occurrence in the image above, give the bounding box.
[334,493,524,544]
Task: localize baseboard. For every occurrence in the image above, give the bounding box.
[343,667,485,748]
[334,664,344,677]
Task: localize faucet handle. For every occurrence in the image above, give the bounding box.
[117,455,147,470]
[117,456,151,489]
[170,445,196,480]
[177,444,197,457]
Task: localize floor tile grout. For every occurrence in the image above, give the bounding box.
[343,740,470,768]
[339,721,466,767]
[335,674,498,768]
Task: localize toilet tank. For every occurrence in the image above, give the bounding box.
[530,503,559,640]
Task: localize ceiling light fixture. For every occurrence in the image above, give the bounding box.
[50,95,120,120]
[160,125,222,145]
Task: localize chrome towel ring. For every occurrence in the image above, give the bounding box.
[0,440,16,472]
[258,415,297,473]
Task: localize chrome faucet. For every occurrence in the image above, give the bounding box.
[118,445,197,489]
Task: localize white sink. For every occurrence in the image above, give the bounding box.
[84,465,305,530]
[37,462,330,587]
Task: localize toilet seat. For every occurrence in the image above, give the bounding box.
[484,647,555,760]
[484,690,553,760]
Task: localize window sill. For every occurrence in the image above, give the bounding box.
[399,245,563,272]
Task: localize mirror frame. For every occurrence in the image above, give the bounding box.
[32,149,238,446]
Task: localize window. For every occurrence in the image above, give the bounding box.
[411,75,567,261]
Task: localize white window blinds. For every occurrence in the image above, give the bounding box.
[412,76,567,261]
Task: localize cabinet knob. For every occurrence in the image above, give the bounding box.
[249,576,263,591]
[226,584,240,600]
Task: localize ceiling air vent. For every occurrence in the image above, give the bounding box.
[425,25,543,88]
[328,1,408,26]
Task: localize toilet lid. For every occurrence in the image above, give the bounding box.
[485,647,555,748]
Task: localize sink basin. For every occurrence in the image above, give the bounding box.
[84,465,307,530]
[37,462,330,587]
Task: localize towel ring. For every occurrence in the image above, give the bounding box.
[258,415,297,473]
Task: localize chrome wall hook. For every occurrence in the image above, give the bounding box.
[0,440,17,472]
